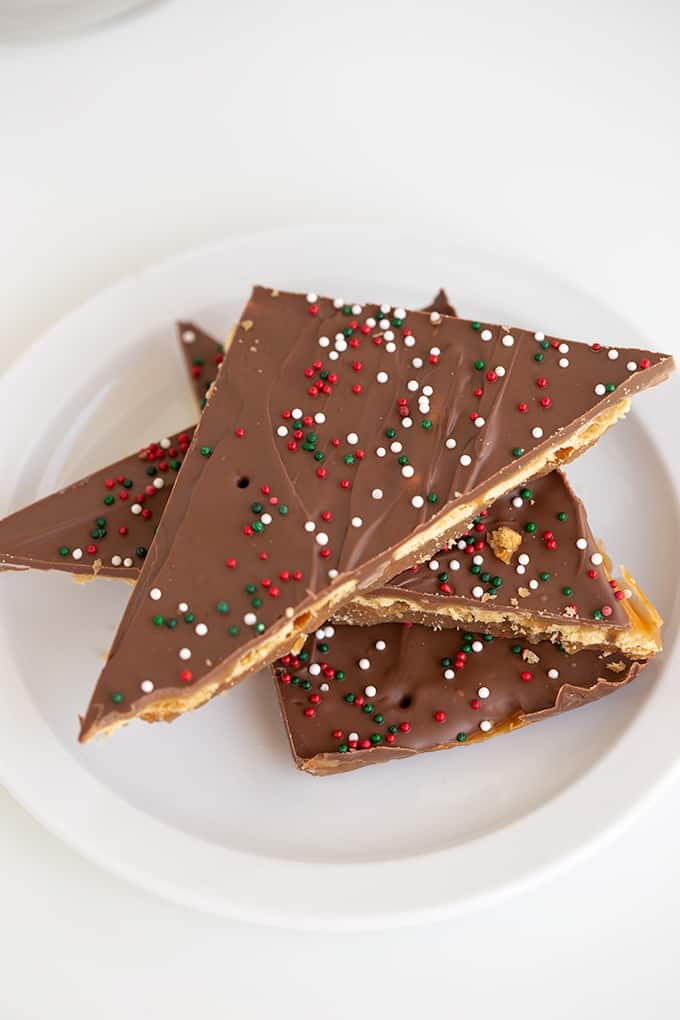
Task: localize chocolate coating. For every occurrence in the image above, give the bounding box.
[274,623,646,774]
[79,286,671,741]
[177,321,226,409]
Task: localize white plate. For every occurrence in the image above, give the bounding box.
[0,225,678,930]
[0,1,162,40]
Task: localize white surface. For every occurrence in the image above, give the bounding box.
[2,226,678,933]
[0,0,679,1016]
[0,0,159,40]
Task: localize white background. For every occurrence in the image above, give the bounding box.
[1,1,679,1017]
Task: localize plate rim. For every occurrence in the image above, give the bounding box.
[1,223,679,930]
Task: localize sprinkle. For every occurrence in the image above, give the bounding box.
[478,686,490,699]
[502,334,514,347]
[444,669,456,680]
[150,588,162,601]
[244,612,257,626]
[472,585,484,598]
[140,680,154,693]
[358,658,371,670]
[411,495,424,508]
[471,640,484,653]
[306,292,318,303]
[626,361,637,372]
[474,417,486,429]
[371,488,383,500]
[480,329,492,341]
[445,438,457,449]
[276,425,288,437]
[364,685,377,697]
[195,623,208,636]
[479,720,493,732]
[590,552,604,565]
[428,560,440,571]
[182,329,195,343]
[376,447,386,457]
[304,521,316,533]
[608,349,619,360]
[318,336,330,348]
[430,311,441,324]
[576,538,588,550]
[594,383,606,396]
[131,504,142,516]
[434,710,447,722]
[179,647,191,661]
[376,371,389,384]
[529,579,539,590]
[532,426,544,439]
[346,432,359,445]
[548,668,560,680]
[495,366,506,377]
[448,559,460,571]
[315,532,329,546]
[460,454,472,466]
[401,465,415,478]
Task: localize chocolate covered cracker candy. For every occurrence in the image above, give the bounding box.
[79,286,672,741]
[336,469,662,658]
[274,623,648,775]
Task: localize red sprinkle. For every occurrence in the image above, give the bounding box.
[434,710,447,723]
[180,670,193,683]
[521,671,532,682]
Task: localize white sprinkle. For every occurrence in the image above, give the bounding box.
[472,554,484,566]
[182,329,195,343]
[276,425,288,437]
[401,465,415,478]
[379,318,390,330]
[626,361,637,372]
[352,304,362,315]
[402,417,413,428]
[320,683,330,693]
[559,358,570,368]
[548,668,560,680]
[123,558,133,568]
[422,385,433,396]
[576,538,588,550]
[140,680,154,693]
[346,432,359,445]
[428,560,440,571]
[376,447,386,458]
[371,488,383,500]
[376,371,389,384]
[471,640,484,653]
[153,477,165,489]
[412,357,423,368]
[309,663,321,676]
[534,332,545,341]
[333,298,344,309]
[460,454,472,466]
[444,669,456,680]
[150,587,162,601]
[404,335,416,347]
[479,720,493,732]
[365,317,376,328]
[334,337,348,352]
[430,346,441,356]
[407,379,419,392]
[306,292,318,303]
[358,658,371,670]
[529,579,539,590]
[318,336,330,348]
[314,412,326,424]
[261,513,272,525]
[111,555,122,567]
[446,438,457,449]
[244,612,257,626]
[590,552,604,565]
[364,684,377,697]
[315,532,329,546]
[315,629,326,640]
[608,349,619,360]
[495,365,506,377]
[516,565,526,575]
[594,383,606,396]
[502,334,514,347]
[131,503,142,515]
[512,497,523,508]
[457,540,467,550]
[395,307,406,319]
[178,602,189,613]
[480,329,493,341]
[411,495,424,508]
[449,559,461,571]
[532,426,544,439]
[472,585,484,598]
[478,686,490,699]
[351,516,363,528]
[375,640,386,651]
[383,330,395,341]
[348,732,359,742]
[518,553,530,565]
[385,342,397,353]
[390,441,402,453]
[292,408,303,419]
[324,626,335,638]
[195,623,208,636]
[179,647,191,661]
[304,521,316,533]
[160,437,171,450]
[474,416,485,428]
[328,350,339,361]
[430,311,441,324]
[380,302,391,314]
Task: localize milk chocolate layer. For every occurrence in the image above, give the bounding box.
[274,623,647,775]
[80,286,672,741]
[177,321,226,410]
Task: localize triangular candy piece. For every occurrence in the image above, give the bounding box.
[274,621,649,774]
[177,321,227,410]
[80,285,672,740]
[336,469,661,659]
[0,428,194,580]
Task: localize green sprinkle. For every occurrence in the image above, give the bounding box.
[388,725,398,735]
[421,418,432,430]
[605,382,616,393]
[525,521,537,533]
[291,675,300,686]
[471,322,481,331]
[278,505,289,515]
[463,633,474,641]
[456,732,467,743]
[170,459,181,470]
[471,564,481,575]
[165,617,177,629]
[370,733,382,744]
[511,644,522,655]
[252,520,264,533]
[534,352,544,362]
[103,495,115,506]
[299,651,310,662]
[318,642,328,653]
[392,317,403,327]
[228,625,239,636]
[254,622,265,634]
[343,454,355,465]
[556,511,567,522]
[540,340,550,350]
[441,657,452,667]
[335,670,345,680]
[251,597,262,609]
[337,744,349,753]
[122,479,133,489]
[473,359,485,371]
[385,428,396,439]
[250,502,263,514]
[398,455,409,466]
[200,446,212,457]
[343,326,353,337]
[362,703,374,714]
[491,576,502,588]
[301,680,311,690]
[438,572,448,582]
[152,615,164,626]
[245,584,257,594]
[146,466,157,476]
[314,451,325,462]
[512,447,525,458]
[136,547,147,558]
[96,517,106,528]
[111,692,123,705]
[216,601,229,614]
[183,612,195,623]
[540,571,551,582]
[562,586,573,596]
[344,693,355,704]
[427,492,438,504]
[521,488,532,500]
[306,432,317,443]
[192,357,204,366]
[481,571,490,583]
[374,714,384,724]
[593,609,604,620]
[483,633,494,642]
[342,304,352,315]
[58,546,70,557]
